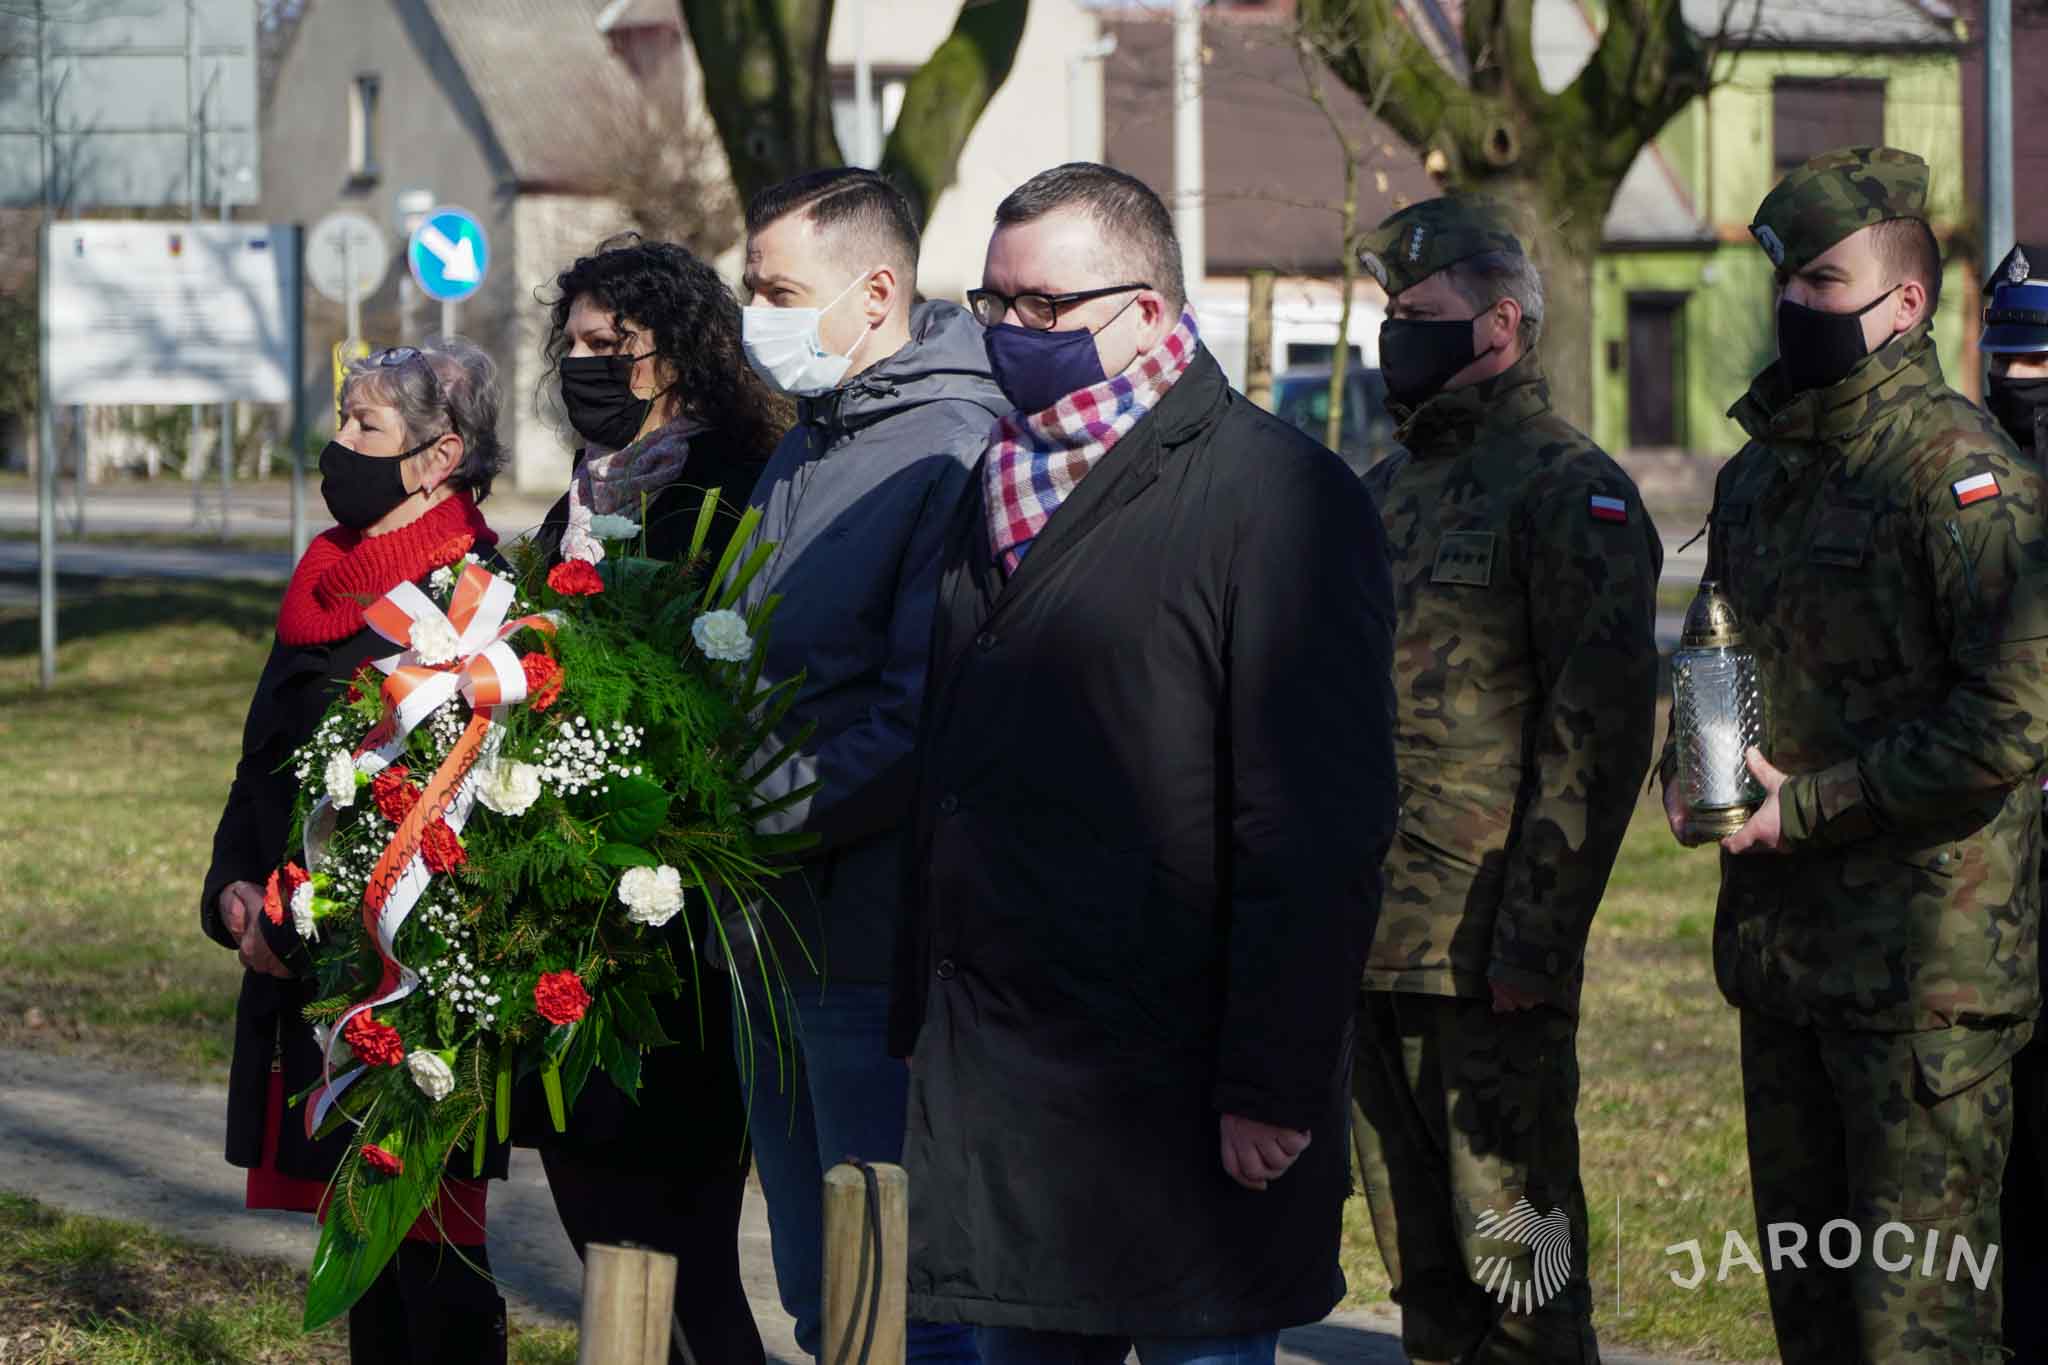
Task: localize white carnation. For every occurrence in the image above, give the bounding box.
[429,565,457,594]
[586,514,642,542]
[290,880,318,942]
[690,609,753,664]
[324,751,358,809]
[411,614,461,666]
[618,864,685,928]
[476,761,542,817]
[406,1050,455,1102]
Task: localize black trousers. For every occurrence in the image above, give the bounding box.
[538,1144,765,1365]
[348,1240,507,1365]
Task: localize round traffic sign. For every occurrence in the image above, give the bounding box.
[306,211,390,305]
[408,207,489,304]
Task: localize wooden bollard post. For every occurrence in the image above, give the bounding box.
[822,1161,908,1365]
[578,1242,678,1365]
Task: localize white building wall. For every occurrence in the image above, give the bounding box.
[1193,275,1388,395]
[828,0,1104,306]
[509,193,633,496]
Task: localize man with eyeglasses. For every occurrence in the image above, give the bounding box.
[887,161,1398,1365]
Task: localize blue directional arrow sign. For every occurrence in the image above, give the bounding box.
[408,206,488,303]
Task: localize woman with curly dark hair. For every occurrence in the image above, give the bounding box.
[534,233,786,567]
[521,235,786,1365]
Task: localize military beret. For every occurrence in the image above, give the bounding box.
[1749,145,1929,272]
[1982,243,2048,354]
[1357,195,1524,297]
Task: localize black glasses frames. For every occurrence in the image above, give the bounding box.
[967,282,1152,331]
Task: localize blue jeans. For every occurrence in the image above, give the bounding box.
[975,1328,1281,1365]
[736,979,976,1364]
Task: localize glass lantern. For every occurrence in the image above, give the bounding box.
[1671,580,1767,845]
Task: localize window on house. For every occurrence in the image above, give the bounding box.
[349,74,381,181]
[1771,78,1885,180]
[829,69,911,169]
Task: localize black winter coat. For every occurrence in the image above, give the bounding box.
[889,349,1399,1336]
[202,613,512,1183]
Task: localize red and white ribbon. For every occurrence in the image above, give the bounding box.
[303,563,554,1136]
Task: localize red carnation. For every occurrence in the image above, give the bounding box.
[343,1013,406,1068]
[261,863,308,927]
[546,559,604,597]
[372,766,420,823]
[520,653,564,712]
[343,662,381,704]
[361,1143,404,1177]
[534,971,591,1026]
[421,819,466,874]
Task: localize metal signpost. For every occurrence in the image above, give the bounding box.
[408,205,488,338]
[308,210,390,343]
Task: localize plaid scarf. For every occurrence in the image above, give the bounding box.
[984,311,1201,574]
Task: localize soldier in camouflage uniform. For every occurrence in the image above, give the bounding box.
[1353,195,1663,1364]
[1978,240,2048,1358]
[1658,147,2048,1364]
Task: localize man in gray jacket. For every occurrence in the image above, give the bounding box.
[733,167,1001,1365]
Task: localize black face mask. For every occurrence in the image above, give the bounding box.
[319,438,430,530]
[560,353,656,450]
[1987,374,2048,451]
[1775,286,1899,395]
[1380,317,1480,409]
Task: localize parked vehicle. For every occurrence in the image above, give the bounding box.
[1272,366,1396,475]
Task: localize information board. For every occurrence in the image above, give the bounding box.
[45,221,296,405]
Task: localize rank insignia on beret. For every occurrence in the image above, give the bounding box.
[2011,248,2031,285]
[1753,224,1786,267]
[1589,494,1629,523]
[1953,473,2001,507]
[1405,224,1427,261]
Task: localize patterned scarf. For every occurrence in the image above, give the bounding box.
[984,310,1201,575]
[562,416,704,564]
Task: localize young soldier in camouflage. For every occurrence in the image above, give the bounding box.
[1353,195,1662,1364]
[1660,146,2048,1364]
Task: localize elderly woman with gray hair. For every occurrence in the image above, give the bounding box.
[199,338,512,1364]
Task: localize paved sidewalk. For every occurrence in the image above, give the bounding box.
[2,1044,1581,1365]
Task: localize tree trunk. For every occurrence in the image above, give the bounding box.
[1246,269,1275,409]
[879,0,1029,227]
[678,0,842,203]
[679,0,1028,228]
[1510,196,1602,433]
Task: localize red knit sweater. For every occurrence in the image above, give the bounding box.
[276,495,497,646]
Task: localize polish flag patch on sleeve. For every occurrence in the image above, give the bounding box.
[1589,494,1629,523]
[1953,472,2001,508]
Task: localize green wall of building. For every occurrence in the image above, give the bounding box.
[1589,45,1971,456]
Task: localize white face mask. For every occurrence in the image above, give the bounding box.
[741,267,878,397]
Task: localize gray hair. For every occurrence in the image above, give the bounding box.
[340,336,505,501]
[1441,251,1545,353]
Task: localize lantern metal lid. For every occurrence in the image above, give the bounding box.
[1679,580,1744,650]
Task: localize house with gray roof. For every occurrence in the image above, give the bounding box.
[258,0,722,495]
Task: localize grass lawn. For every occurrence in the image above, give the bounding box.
[0,577,278,1079]
[0,578,1774,1359]
[0,1191,576,1364]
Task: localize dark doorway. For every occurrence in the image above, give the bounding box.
[1627,293,1687,449]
